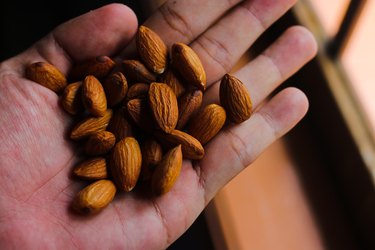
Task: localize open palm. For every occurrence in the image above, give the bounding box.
[0,1,317,249]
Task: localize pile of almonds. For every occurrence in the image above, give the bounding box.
[25,26,252,214]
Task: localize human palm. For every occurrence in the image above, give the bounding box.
[0,1,317,249]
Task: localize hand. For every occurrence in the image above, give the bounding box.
[0,1,317,249]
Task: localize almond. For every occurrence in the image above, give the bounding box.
[72,179,116,214]
[126,83,150,101]
[176,90,203,130]
[188,104,226,145]
[25,61,67,94]
[73,157,108,180]
[70,109,113,140]
[122,60,157,84]
[148,83,178,133]
[82,75,107,117]
[158,69,186,98]
[60,81,84,115]
[126,98,155,132]
[151,145,182,195]
[220,74,252,123]
[110,137,142,192]
[84,131,116,155]
[136,26,168,74]
[107,108,133,142]
[158,129,204,160]
[103,72,128,107]
[141,138,163,181]
[70,56,115,81]
[171,43,206,91]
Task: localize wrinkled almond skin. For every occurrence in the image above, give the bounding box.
[151,145,182,195]
[176,90,203,130]
[158,129,204,160]
[85,131,116,155]
[110,137,142,191]
[103,72,128,107]
[126,98,155,132]
[220,74,252,123]
[141,138,163,181]
[188,104,226,145]
[107,108,133,142]
[126,83,150,101]
[72,180,116,214]
[122,60,157,84]
[70,109,113,140]
[61,81,84,115]
[171,43,206,91]
[70,56,115,81]
[148,83,178,133]
[73,157,108,180]
[25,61,67,94]
[158,69,186,98]
[136,26,168,74]
[82,75,107,117]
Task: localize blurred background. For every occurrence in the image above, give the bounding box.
[1,0,374,249]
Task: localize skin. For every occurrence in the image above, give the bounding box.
[0,1,317,249]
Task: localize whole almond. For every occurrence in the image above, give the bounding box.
[122,60,157,84]
[103,72,128,107]
[61,81,84,115]
[126,98,155,132]
[72,179,116,214]
[70,56,115,81]
[136,26,168,74]
[151,144,182,195]
[73,157,108,180]
[159,129,204,160]
[141,138,163,181]
[107,108,133,142]
[176,90,203,130]
[70,109,113,140]
[158,69,186,98]
[85,131,116,155]
[110,137,142,191]
[82,75,107,117]
[25,61,67,94]
[126,83,150,101]
[188,104,226,145]
[171,43,206,91]
[148,83,178,133]
[220,74,252,123]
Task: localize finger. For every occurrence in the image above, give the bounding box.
[198,87,309,202]
[10,4,138,75]
[191,0,297,83]
[202,26,318,107]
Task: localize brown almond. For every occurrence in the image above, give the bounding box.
[126,83,150,101]
[25,61,67,94]
[72,179,116,214]
[70,109,113,140]
[188,104,226,145]
[70,56,115,81]
[126,98,155,132]
[176,90,203,130]
[110,137,142,192]
[151,145,182,195]
[141,138,163,181]
[122,60,157,84]
[82,75,107,117]
[171,43,206,91]
[148,83,178,133]
[84,131,116,156]
[220,74,252,123]
[107,108,133,142]
[103,72,128,107]
[60,81,84,115]
[159,129,204,160]
[158,69,186,98]
[136,26,168,74]
[73,157,108,180]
